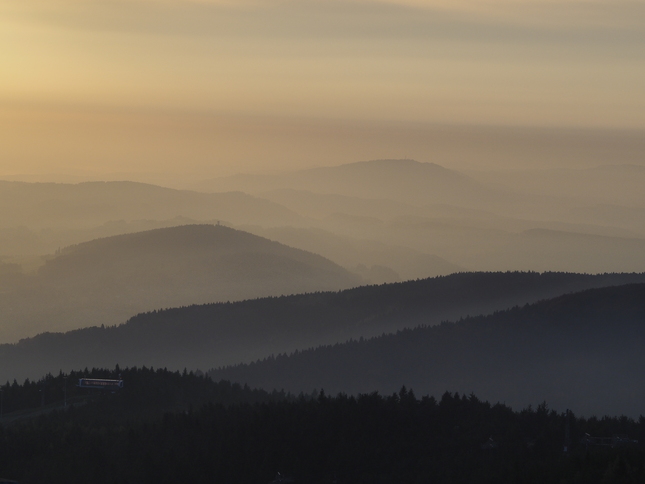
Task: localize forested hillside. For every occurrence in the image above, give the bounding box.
[0,367,643,484]
[210,283,645,417]
[1,271,643,384]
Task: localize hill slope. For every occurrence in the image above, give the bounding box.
[0,224,360,341]
[210,283,645,417]
[243,224,464,282]
[2,271,644,383]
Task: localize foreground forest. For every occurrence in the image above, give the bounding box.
[0,368,643,484]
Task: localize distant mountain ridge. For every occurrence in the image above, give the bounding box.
[3,163,642,278]
[0,180,303,228]
[2,271,644,384]
[193,158,645,274]
[197,158,535,212]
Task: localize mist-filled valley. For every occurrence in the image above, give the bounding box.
[203,159,645,274]
[3,159,645,287]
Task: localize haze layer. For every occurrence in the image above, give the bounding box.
[2,0,644,182]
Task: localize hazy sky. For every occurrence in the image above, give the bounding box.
[1,0,644,181]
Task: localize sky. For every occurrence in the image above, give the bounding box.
[1,0,644,182]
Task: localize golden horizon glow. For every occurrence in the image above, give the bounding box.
[1,0,644,178]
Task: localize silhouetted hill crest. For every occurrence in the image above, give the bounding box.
[40,224,352,277]
[0,224,360,341]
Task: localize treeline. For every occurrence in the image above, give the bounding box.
[0,370,643,483]
[3,271,645,384]
[209,283,645,417]
[0,366,288,423]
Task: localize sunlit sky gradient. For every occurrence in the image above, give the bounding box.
[1,0,644,182]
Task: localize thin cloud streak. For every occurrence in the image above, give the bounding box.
[8,0,645,39]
